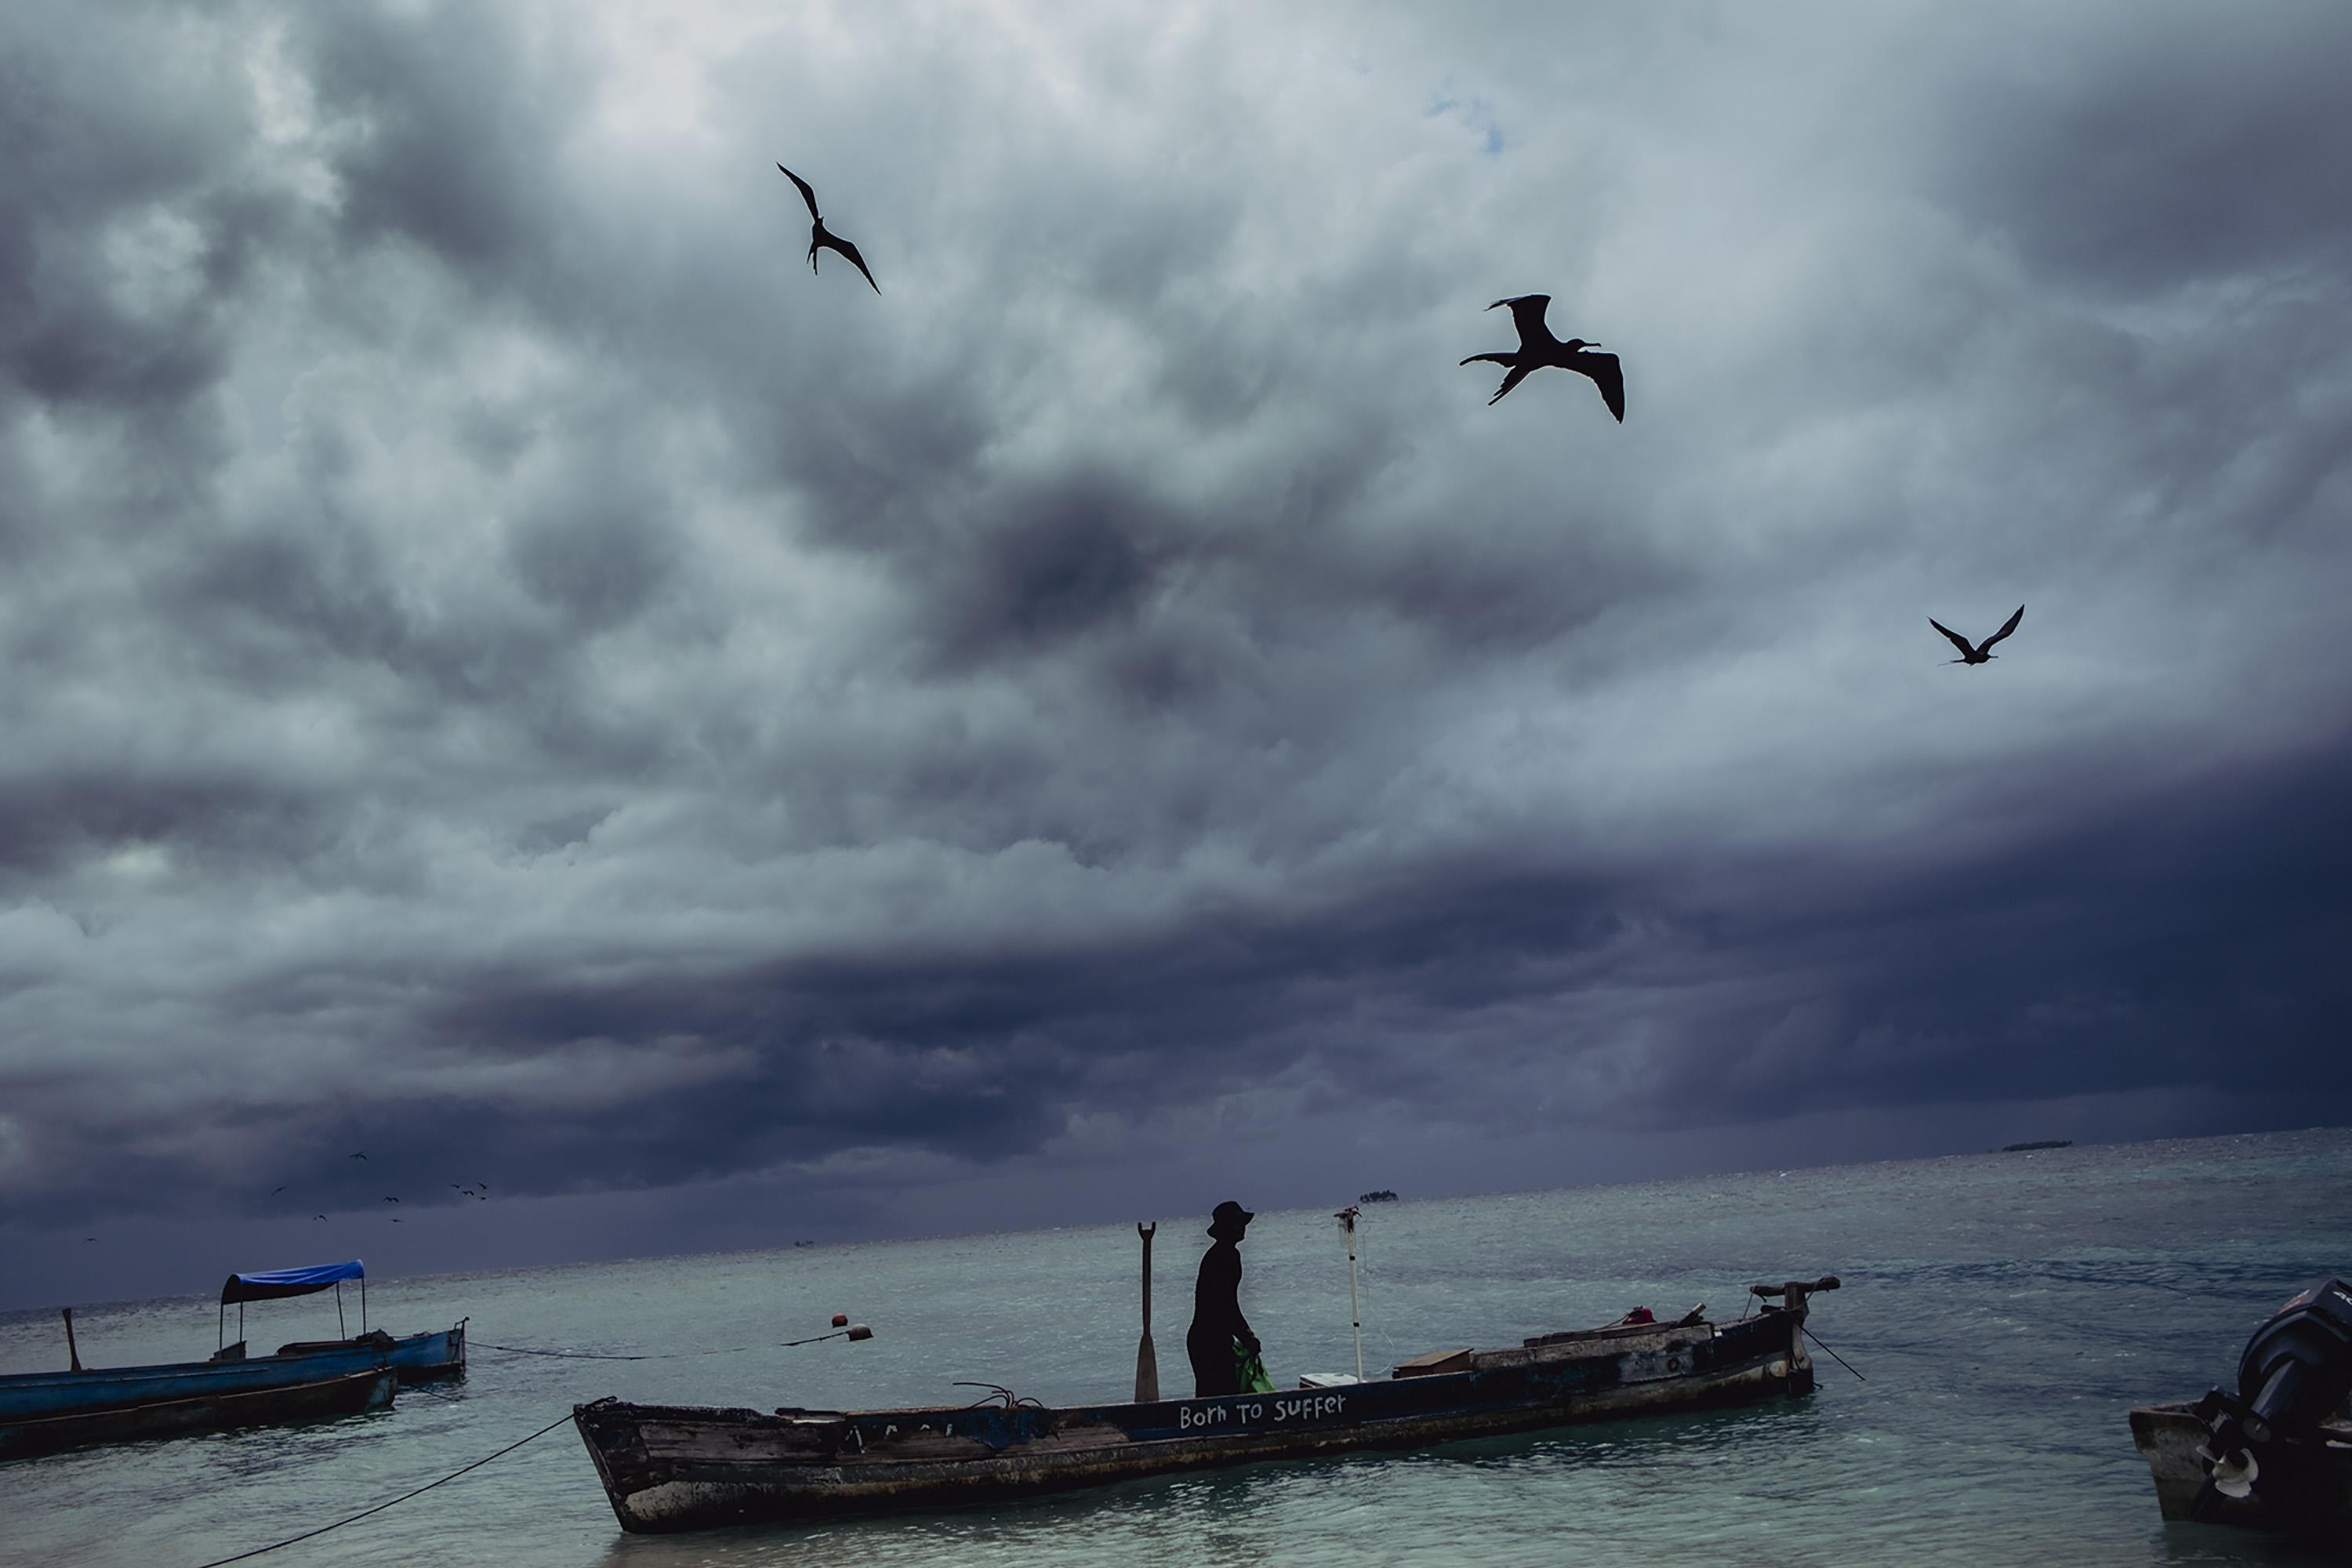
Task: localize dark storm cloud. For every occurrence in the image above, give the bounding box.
[1928,4,2352,294]
[2,0,2349,1294]
[292,3,579,281]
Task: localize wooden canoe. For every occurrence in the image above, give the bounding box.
[575,1275,1838,1534]
[1,1366,396,1461]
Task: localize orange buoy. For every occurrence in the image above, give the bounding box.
[831,1312,848,1328]
[847,1324,873,1341]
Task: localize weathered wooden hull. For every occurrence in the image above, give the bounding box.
[2129,1403,2352,1534]
[576,1309,1815,1534]
[0,1367,396,1461]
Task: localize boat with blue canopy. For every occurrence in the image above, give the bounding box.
[215,1259,467,1385]
[2,1259,463,1461]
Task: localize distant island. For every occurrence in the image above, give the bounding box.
[2000,1140,2073,1152]
[1359,1189,1399,1203]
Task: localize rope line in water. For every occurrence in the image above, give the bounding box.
[477,1341,662,1360]
[480,1329,861,1360]
[1802,1323,1867,1381]
[191,1410,575,1568]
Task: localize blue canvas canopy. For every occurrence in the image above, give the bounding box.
[220,1261,365,1305]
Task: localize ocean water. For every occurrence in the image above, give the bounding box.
[2,1127,2346,1566]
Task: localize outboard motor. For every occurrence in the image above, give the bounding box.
[2191,1278,2352,1526]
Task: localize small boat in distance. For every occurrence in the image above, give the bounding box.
[574,1274,1842,1533]
[1999,1141,2073,1153]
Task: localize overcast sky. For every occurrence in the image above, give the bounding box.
[4,0,2349,1311]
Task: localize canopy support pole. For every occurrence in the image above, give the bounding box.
[361,1274,368,1334]
[336,1280,347,1339]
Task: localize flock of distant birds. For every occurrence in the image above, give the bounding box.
[88,1155,491,1240]
[281,1153,495,1225]
[776,162,2027,666]
[82,1152,493,1241]
[261,1155,492,1226]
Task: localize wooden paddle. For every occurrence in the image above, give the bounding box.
[1134,1221,1159,1403]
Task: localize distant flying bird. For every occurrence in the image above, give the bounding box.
[314,1214,327,1221]
[383,1196,400,1203]
[390,1218,403,1224]
[1461,295,1624,422]
[270,1185,288,1195]
[776,165,880,293]
[349,1152,367,1160]
[85,1236,97,1243]
[1931,604,2025,665]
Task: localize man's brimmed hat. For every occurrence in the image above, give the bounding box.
[1208,1200,1254,1236]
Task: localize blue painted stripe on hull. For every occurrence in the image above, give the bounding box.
[0,1325,463,1420]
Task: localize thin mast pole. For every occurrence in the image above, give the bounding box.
[336,1281,347,1340]
[1336,1206,1363,1382]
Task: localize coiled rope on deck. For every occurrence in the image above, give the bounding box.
[190,1410,575,1568]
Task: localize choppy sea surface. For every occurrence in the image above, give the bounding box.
[3,1127,2347,1567]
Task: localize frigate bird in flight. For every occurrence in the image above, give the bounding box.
[1931,604,2025,665]
[777,164,879,293]
[1461,295,1624,422]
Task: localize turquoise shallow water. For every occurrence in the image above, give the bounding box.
[2,1127,2347,1566]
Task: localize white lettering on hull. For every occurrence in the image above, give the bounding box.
[1178,1392,1348,1432]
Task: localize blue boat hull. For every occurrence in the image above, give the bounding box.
[0,1367,396,1461]
[270,1320,467,1385]
[0,1321,463,1427]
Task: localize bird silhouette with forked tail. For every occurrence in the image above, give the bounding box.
[777,165,879,293]
[1931,604,2025,665]
[1461,295,1623,422]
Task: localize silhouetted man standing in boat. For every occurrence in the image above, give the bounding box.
[1188,1200,1261,1396]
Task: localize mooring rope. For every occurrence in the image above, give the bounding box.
[477,1327,864,1361]
[190,1410,575,1568]
[1802,1323,1867,1381]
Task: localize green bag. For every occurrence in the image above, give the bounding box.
[1233,1338,1275,1394]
